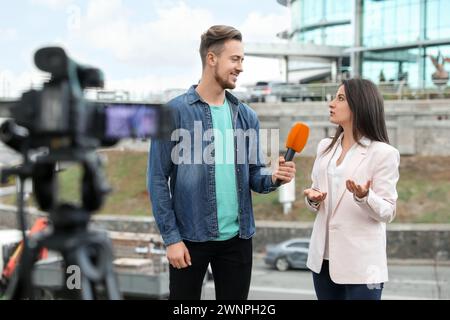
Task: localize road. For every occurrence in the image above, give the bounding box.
[203,257,450,300]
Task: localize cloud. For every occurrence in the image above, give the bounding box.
[239,11,290,43]
[1,1,289,98]
[64,1,288,91]
[72,0,213,69]
[0,28,18,41]
[0,68,49,98]
[237,10,290,85]
[30,0,73,9]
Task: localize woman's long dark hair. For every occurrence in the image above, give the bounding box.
[323,78,390,155]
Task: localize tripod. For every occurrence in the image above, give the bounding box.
[1,150,122,300]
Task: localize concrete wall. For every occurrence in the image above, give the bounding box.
[250,99,450,156]
[254,221,450,261]
[1,206,448,261]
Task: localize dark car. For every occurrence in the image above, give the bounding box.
[264,238,310,271]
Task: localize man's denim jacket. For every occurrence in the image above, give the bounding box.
[148,85,277,245]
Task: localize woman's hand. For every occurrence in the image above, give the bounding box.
[346,179,371,198]
[304,188,327,203]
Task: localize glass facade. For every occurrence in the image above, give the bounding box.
[363,45,450,88]
[361,0,450,88]
[426,0,450,40]
[291,0,353,46]
[285,0,450,88]
[362,49,421,86]
[362,0,422,48]
[362,0,450,46]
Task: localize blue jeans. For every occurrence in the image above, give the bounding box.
[312,260,384,300]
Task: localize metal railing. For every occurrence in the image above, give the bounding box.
[3,82,450,104]
[245,82,450,102]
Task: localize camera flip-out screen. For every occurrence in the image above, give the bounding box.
[104,104,160,139]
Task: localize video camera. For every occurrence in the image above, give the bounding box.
[0,46,174,299]
[0,46,173,213]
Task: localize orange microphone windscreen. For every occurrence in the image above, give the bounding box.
[285,122,309,153]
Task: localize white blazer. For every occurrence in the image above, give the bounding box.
[306,135,400,284]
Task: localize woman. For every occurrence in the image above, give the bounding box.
[304,78,400,300]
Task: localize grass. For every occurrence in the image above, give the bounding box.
[251,156,317,222]
[1,152,449,223]
[2,151,151,217]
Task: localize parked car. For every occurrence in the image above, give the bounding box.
[264,238,310,271]
[275,83,318,102]
[249,81,283,102]
[249,81,317,102]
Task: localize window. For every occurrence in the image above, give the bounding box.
[287,241,309,249]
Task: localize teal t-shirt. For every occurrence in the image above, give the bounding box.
[209,99,239,240]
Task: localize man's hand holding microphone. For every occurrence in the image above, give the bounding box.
[271,156,296,185]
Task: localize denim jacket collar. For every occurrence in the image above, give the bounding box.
[186,85,240,107]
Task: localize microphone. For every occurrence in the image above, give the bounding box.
[274,122,309,187]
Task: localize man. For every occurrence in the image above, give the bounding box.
[148,25,296,300]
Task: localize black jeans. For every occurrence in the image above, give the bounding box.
[169,235,252,300]
[312,260,384,300]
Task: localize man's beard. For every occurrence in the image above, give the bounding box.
[214,67,236,90]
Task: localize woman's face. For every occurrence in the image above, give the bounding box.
[329,85,352,127]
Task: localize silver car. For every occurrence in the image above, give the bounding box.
[264,238,310,271]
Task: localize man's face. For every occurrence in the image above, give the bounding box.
[212,39,244,90]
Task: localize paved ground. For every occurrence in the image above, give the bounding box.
[202,256,450,300]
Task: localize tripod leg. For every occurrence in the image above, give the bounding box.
[6,239,42,299]
[98,235,122,300]
[64,249,96,300]
[65,237,122,300]
[104,264,122,300]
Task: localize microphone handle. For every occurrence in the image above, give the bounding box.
[284,148,296,162]
[274,148,296,187]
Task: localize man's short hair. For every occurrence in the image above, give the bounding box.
[199,25,242,68]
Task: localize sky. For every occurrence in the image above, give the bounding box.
[0,0,290,99]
